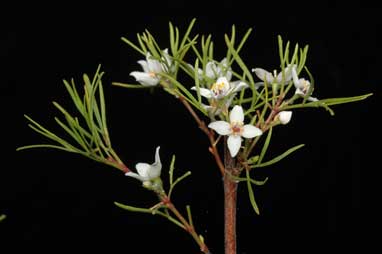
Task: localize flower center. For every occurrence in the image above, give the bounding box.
[230,121,243,135]
[148,72,156,78]
[301,80,310,94]
[211,81,227,96]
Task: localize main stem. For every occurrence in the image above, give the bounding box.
[224,139,238,254]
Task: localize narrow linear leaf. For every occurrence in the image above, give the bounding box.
[16,144,75,152]
[169,155,176,186]
[281,93,372,114]
[54,117,89,152]
[186,205,194,227]
[179,18,196,49]
[168,171,192,198]
[230,173,268,185]
[246,169,260,215]
[112,82,151,89]
[252,144,305,168]
[121,37,145,55]
[258,127,273,164]
[114,202,184,229]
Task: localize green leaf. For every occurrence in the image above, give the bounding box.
[16,144,76,153]
[179,18,196,50]
[281,93,373,115]
[247,155,259,164]
[168,171,192,198]
[229,173,268,186]
[186,205,194,227]
[121,37,145,55]
[114,202,184,229]
[193,58,202,104]
[224,34,255,91]
[246,169,260,215]
[169,22,177,55]
[112,82,151,89]
[251,144,305,169]
[258,127,272,164]
[169,155,176,186]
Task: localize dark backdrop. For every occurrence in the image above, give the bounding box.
[1,2,379,253]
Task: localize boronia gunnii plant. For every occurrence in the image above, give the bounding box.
[17,19,371,254]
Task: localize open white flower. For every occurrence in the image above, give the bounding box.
[252,64,295,86]
[277,111,293,125]
[192,77,248,100]
[130,49,174,87]
[292,68,318,101]
[208,105,263,157]
[125,147,162,184]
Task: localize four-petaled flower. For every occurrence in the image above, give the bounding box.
[208,105,263,157]
[126,146,162,186]
[252,65,295,86]
[292,68,318,101]
[192,77,248,100]
[130,49,173,87]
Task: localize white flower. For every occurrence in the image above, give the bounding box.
[208,105,263,157]
[125,146,162,185]
[161,49,175,73]
[277,111,293,125]
[292,68,318,102]
[205,58,232,80]
[130,52,163,86]
[252,64,295,86]
[191,77,248,100]
[189,58,232,81]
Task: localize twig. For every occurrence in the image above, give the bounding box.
[178,95,225,175]
[161,194,211,254]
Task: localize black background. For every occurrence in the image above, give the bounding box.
[1,2,379,253]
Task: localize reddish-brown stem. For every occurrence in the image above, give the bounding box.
[224,139,239,254]
[106,156,131,173]
[161,195,211,254]
[178,96,225,175]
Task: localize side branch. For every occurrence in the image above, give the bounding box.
[178,96,225,175]
[161,195,211,254]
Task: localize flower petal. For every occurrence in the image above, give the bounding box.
[253,68,274,83]
[146,53,163,74]
[208,121,231,135]
[219,58,232,81]
[278,111,292,125]
[308,96,319,102]
[191,87,213,99]
[230,105,244,123]
[154,146,161,166]
[188,64,203,80]
[130,71,159,86]
[242,125,263,138]
[292,67,302,89]
[135,163,151,178]
[231,81,248,93]
[125,172,146,181]
[276,64,295,84]
[205,61,217,79]
[137,60,149,73]
[227,135,242,157]
[295,88,305,95]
